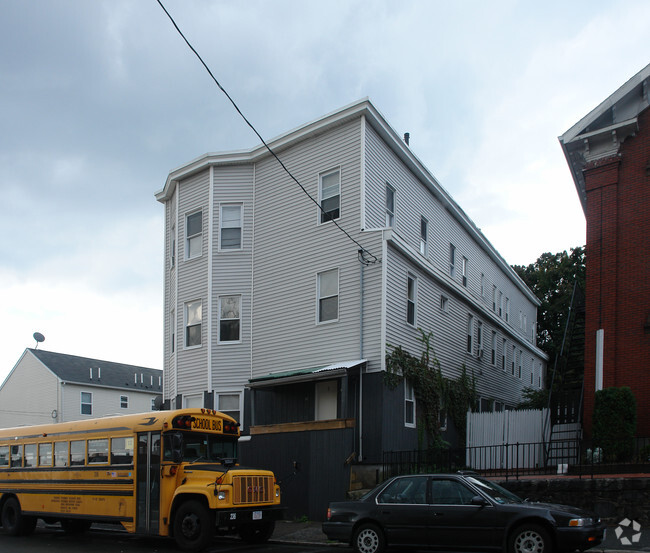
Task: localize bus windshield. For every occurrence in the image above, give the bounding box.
[179,432,237,463]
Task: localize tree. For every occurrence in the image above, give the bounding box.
[512,246,585,391]
[385,330,477,448]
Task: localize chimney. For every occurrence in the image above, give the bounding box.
[404,132,410,146]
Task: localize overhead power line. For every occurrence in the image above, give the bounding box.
[156,0,378,264]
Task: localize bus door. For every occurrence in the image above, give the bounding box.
[136,432,161,534]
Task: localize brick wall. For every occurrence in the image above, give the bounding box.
[583,106,650,437]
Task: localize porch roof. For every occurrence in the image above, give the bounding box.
[248,359,366,388]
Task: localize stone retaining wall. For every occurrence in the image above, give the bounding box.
[499,477,650,524]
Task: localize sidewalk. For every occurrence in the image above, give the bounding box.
[270,520,650,552]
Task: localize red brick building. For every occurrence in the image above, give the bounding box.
[559,64,650,437]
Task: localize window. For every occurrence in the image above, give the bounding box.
[120,395,128,409]
[477,321,483,354]
[518,350,523,378]
[498,291,503,317]
[480,273,485,297]
[492,286,497,311]
[10,445,22,468]
[0,445,8,466]
[385,184,395,227]
[171,225,176,268]
[491,332,497,365]
[317,269,339,322]
[440,294,449,312]
[449,244,456,277]
[220,204,242,250]
[88,439,109,464]
[319,169,340,223]
[462,257,468,287]
[219,295,241,342]
[407,274,416,326]
[420,217,428,256]
[170,309,175,354]
[70,441,85,466]
[431,479,476,505]
[151,398,157,410]
[54,442,68,467]
[405,380,416,428]
[467,315,474,354]
[378,476,428,504]
[505,297,510,322]
[511,345,516,375]
[111,437,134,465]
[218,393,241,422]
[39,444,53,467]
[185,300,202,347]
[502,338,507,371]
[24,444,36,468]
[81,391,92,415]
[523,313,528,333]
[186,211,202,259]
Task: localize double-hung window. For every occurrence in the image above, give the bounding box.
[385,184,395,227]
[467,315,474,354]
[120,395,128,409]
[186,211,202,259]
[218,393,241,423]
[220,204,242,250]
[491,332,497,365]
[81,392,92,415]
[185,300,202,347]
[407,274,417,326]
[449,244,456,277]
[462,257,468,287]
[405,380,416,428]
[218,295,241,342]
[319,169,340,223]
[420,217,428,256]
[317,269,339,323]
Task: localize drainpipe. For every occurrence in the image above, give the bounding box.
[359,256,364,461]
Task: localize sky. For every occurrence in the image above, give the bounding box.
[1,0,649,384]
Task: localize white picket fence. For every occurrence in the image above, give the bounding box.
[465,409,551,470]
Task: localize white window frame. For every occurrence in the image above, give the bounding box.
[171,224,176,268]
[404,380,416,428]
[440,294,449,312]
[502,338,507,371]
[491,332,497,366]
[218,295,242,343]
[505,297,510,323]
[185,210,202,260]
[120,395,128,409]
[385,184,395,227]
[81,391,92,415]
[406,274,417,326]
[217,392,242,424]
[184,300,202,348]
[462,257,468,287]
[319,168,341,224]
[467,314,474,354]
[477,321,483,354]
[219,203,243,251]
[317,268,339,323]
[420,217,428,256]
[449,244,456,277]
[492,285,497,312]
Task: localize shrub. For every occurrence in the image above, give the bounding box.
[592,387,637,462]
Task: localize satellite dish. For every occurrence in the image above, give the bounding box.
[33,332,45,349]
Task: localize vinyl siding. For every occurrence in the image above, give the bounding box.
[60,383,156,422]
[176,169,210,396]
[0,352,58,427]
[210,164,254,392]
[251,118,383,375]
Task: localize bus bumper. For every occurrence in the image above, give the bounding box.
[215,505,285,527]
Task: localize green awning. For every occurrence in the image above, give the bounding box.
[248,359,366,388]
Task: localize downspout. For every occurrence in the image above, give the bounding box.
[207,165,214,407]
[359,257,364,461]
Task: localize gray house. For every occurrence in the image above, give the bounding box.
[0,349,163,428]
[156,99,547,518]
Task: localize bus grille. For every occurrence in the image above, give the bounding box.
[233,475,274,504]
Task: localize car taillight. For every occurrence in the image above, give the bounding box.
[327,507,331,520]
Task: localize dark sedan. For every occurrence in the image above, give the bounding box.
[322,472,605,553]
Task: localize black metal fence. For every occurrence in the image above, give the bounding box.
[383,437,650,481]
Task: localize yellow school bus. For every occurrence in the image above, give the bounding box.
[0,408,282,550]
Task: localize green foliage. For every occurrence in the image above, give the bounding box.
[512,246,585,389]
[516,387,548,410]
[592,387,637,462]
[385,330,477,448]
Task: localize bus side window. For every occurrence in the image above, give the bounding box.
[88,438,109,464]
[110,437,134,465]
[39,443,53,467]
[54,442,68,467]
[24,444,37,467]
[0,445,8,467]
[70,440,85,466]
[10,444,23,468]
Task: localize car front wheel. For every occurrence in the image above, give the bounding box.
[509,523,553,553]
[353,522,385,553]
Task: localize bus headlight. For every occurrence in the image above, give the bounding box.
[217,491,226,500]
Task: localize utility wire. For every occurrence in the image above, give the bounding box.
[156,0,378,263]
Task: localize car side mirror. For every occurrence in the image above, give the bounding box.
[471,495,490,507]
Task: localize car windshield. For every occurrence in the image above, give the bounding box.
[177,432,237,463]
[466,476,523,504]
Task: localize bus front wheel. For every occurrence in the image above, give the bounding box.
[1,497,36,536]
[239,520,275,543]
[173,500,214,551]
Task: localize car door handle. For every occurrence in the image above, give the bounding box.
[432,512,444,516]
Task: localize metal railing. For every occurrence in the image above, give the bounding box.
[383,437,650,481]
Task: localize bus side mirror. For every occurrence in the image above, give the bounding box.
[171,433,183,464]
